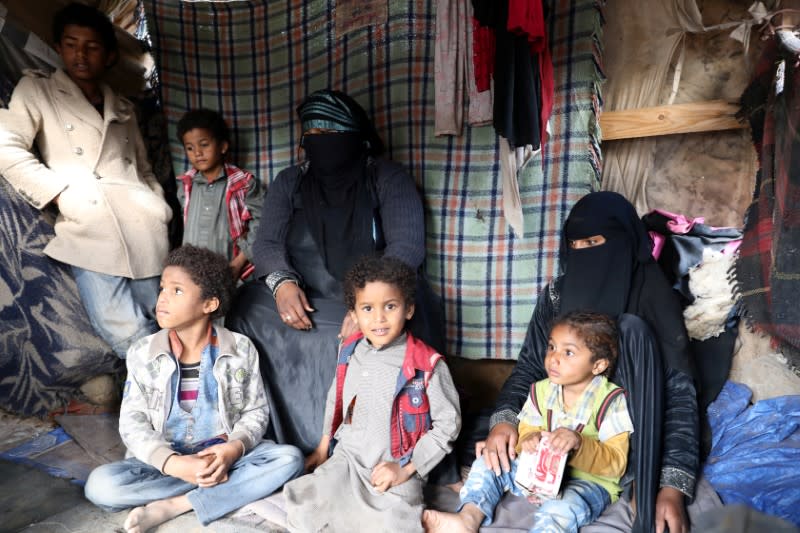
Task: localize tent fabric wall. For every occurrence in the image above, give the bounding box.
[143,0,603,359]
[600,0,704,214]
[600,0,760,221]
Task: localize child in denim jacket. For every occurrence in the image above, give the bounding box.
[85,245,302,532]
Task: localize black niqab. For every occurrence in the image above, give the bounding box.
[559,191,653,317]
[558,191,694,378]
[300,132,374,281]
[296,89,386,281]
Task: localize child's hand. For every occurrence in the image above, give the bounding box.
[518,431,542,454]
[527,494,544,505]
[163,453,214,485]
[195,440,244,488]
[370,461,415,492]
[305,438,330,473]
[337,313,359,340]
[305,448,327,473]
[304,447,328,474]
[230,252,248,281]
[230,262,244,281]
[545,428,581,454]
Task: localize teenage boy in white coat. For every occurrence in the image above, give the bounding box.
[0,3,171,358]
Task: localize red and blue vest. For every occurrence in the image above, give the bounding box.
[329,332,442,466]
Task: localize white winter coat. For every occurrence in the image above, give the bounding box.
[0,69,170,278]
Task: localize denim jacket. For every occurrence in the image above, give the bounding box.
[161,331,225,454]
[119,326,269,471]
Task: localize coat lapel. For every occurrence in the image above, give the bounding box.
[101,82,133,125]
[51,69,105,135]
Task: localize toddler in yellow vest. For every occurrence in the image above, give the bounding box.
[424,311,633,533]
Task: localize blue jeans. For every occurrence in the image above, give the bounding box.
[84,442,303,525]
[71,266,160,358]
[459,455,611,533]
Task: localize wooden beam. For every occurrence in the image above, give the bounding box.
[599,100,746,141]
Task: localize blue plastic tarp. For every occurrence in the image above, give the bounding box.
[703,381,800,526]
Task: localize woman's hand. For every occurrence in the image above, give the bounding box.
[195,441,244,488]
[275,282,314,330]
[481,422,519,475]
[655,486,688,533]
[338,313,359,340]
[370,461,415,492]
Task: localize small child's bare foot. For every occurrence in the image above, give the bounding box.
[422,509,480,533]
[123,496,191,533]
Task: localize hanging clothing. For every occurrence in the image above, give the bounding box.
[471,17,495,93]
[434,0,467,135]
[471,0,553,149]
[466,12,494,126]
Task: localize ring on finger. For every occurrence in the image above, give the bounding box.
[284,314,292,321]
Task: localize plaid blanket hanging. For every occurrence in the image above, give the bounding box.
[735,38,800,369]
[143,0,603,359]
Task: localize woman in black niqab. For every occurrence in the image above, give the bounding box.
[297,90,385,282]
[559,191,651,318]
[226,89,447,472]
[486,191,699,533]
[559,192,694,377]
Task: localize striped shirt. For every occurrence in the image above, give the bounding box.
[178,361,201,412]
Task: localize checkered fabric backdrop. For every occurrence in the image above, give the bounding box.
[143,0,603,359]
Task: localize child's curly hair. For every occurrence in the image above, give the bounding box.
[177,108,231,146]
[164,245,234,320]
[551,311,619,377]
[343,255,416,310]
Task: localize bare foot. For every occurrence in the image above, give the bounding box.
[123,495,192,533]
[422,509,481,533]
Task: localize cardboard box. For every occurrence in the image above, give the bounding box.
[514,435,568,499]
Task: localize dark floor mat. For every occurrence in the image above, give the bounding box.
[0,460,86,533]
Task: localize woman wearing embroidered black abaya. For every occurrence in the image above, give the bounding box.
[480,191,698,533]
